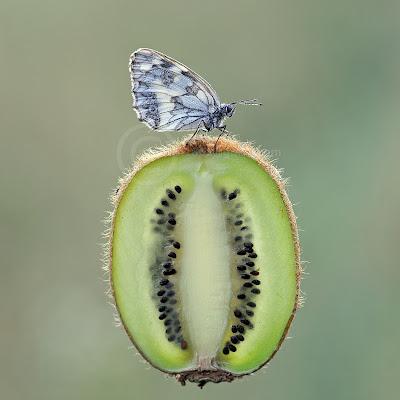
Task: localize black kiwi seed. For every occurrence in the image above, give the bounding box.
[167,290,175,297]
[244,242,253,248]
[168,212,175,218]
[158,305,166,312]
[237,293,246,300]
[231,336,239,344]
[180,340,188,350]
[251,270,259,276]
[174,185,182,193]
[167,189,176,200]
[237,325,245,334]
[251,288,261,294]
[228,344,237,352]
[173,241,181,249]
[161,199,169,207]
[228,192,237,200]
[246,310,254,317]
[252,279,261,285]
[246,261,255,267]
[237,249,247,255]
[155,208,164,215]
[243,282,253,288]
[157,290,166,296]
[234,309,243,318]
[241,319,251,326]
[164,319,172,326]
[237,265,246,271]
[160,279,169,286]
[240,226,248,231]
[163,262,172,269]
[234,236,242,242]
[168,219,176,226]
[159,313,167,320]
[168,252,176,258]
[237,334,244,341]
[248,253,258,258]
[163,269,176,276]
[235,220,243,226]
[223,346,229,355]
[231,325,238,333]
[160,297,168,303]
[247,301,256,308]
[241,274,251,280]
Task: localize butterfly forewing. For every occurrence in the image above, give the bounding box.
[130,48,221,131]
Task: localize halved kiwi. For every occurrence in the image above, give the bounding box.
[106,135,301,387]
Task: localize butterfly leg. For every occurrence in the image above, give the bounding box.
[186,121,205,145]
[214,125,227,152]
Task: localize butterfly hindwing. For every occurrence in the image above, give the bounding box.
[130,48,221,131]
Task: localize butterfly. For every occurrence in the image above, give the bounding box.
[129,48,261,137]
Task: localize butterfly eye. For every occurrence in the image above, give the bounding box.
[225,105,234,116]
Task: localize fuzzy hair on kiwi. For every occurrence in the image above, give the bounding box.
[104,134,302,387]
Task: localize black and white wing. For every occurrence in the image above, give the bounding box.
[129,48,221,132]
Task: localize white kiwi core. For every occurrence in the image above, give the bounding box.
[180,172,231,369]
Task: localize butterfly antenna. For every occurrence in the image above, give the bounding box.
[232,99,263,106]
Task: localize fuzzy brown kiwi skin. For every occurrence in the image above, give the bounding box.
[105,134,302,388]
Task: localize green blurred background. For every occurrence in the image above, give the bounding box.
[1,0,399,399]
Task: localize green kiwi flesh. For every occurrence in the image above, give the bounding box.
[108,135,300,386]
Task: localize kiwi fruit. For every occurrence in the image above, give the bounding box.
[105,135,301,387]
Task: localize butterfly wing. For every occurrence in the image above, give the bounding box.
[130,48,221,131]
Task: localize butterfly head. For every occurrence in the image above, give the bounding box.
[221,103,236,118]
